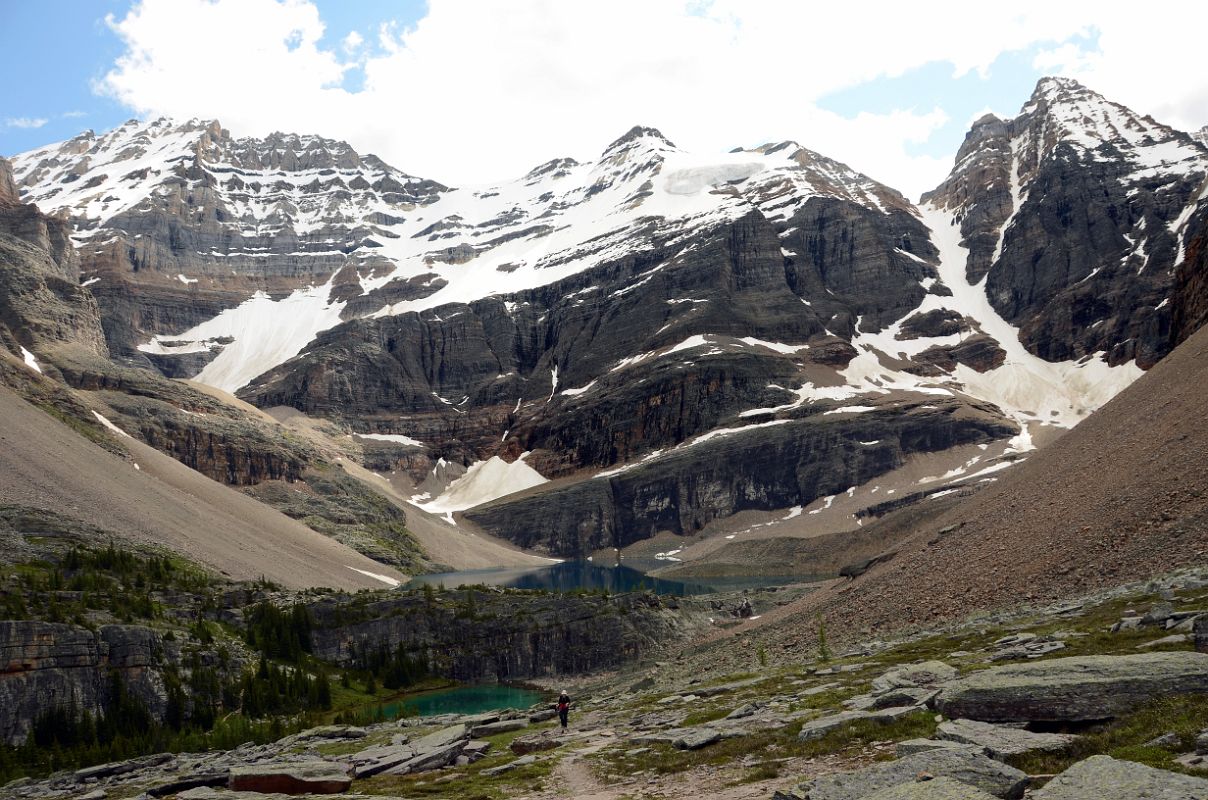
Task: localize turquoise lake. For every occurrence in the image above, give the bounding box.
[405,560,807,595]
[383,684,548,718]
[405,561,712,595]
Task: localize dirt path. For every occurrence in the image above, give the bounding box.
[514,709,850,800]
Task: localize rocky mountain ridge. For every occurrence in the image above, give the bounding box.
[8,77,1208,558]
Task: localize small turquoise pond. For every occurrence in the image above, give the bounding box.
[383,684,548,718]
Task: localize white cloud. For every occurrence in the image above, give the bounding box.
[61,110,88,119]
[95,0,1208,200]
[341,30,363,54]
[6,117,49,129]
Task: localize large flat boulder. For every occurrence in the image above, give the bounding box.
[936,719,1077,760]
[872,661,959,694]
[386,740,466,775]
[469,719,528,737]
[862,776,1002,799]
[348,743,417,778]
[798,711,872,741]
[933,653,1208,722]
[791,745,1029,800]
[1033,755,1208,799]
[227,761,351,795]
[410,723,467,751]
[673,728,721,750]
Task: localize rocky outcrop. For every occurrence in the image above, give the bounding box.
[782,745,1029,800]
[306,590,695,681]
[924,78,1208,368]
[1033,755,1208,799]
[227,761,351,794]
[1171,205,1208,347]
[933,652,1208,722]
[94,389,312,486]
[238,203,926,470]
[934,719,1076,760]
[11,119,446,364]
[0,156,18,202]
[0,163,108,367]
[0,621,167,745]
[464,399,1015,557]
[858,777,1002,800]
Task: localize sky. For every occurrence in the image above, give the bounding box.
[1,0,1206,200]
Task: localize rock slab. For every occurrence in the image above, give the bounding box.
[1033,755,1208,799]
[936,719,1077,760]
[227,761,351,795]
[792,745,1029,800]
[934,653,1208,722]
[862,776,1002,800]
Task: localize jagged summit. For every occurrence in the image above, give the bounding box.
[603,125,676,153]
[923,75,1208,369]
[1031,74,1087,97]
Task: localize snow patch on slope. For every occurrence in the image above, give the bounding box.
[419,454,548,513]
[141,280,347,393]
[20,347,41,374]
[918,202,1143,444]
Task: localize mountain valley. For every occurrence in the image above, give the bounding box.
[2,72,1208,799]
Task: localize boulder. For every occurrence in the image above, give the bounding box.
[146,772,229,797]
[936,719,1077,760]
[861,776,1002,799]
[510,732,562,755]
[348,744,417,778]
[1033,755,1208,799]
[792,745,1028,799]
[481,754,536,777]
[227,761,352,795]
[460,713,500,726]
[798,711,873,741]
[464,739,492,759]
[387,741,466,775]
[673,728,722,750]
[872,661,958,694]
[933,653,1208,722]
[294,724,367,740]
[1195,617,1208,652]
[872,687,940,709]
[895,739,968,757]
[1137,634,1189,649]
[727,702,763,719]
[410,724,467,751]
[469,718,528,737]
[687,677,765,697]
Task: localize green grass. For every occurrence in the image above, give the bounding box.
[1008,694,1208,776]
[729,761,783,784]
[681,706,732,727]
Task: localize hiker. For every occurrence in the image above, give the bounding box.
[557,690,571,730]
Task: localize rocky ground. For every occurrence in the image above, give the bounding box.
[8,567,1208,800]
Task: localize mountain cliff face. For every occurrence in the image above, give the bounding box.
[10,78,1205,558]
[922,77,1208,367]
[10,119,444,366]
[0,156,109,371]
